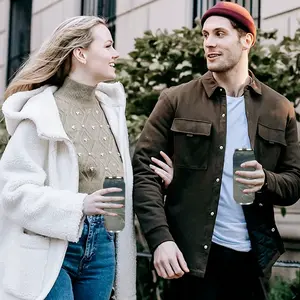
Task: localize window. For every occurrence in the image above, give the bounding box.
[81,0,117,43]
[6,0,32,84]
[193,0,261,28]
[98,0,116,43]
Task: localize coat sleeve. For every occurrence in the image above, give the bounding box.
[0,119,86,242]
[132,91,175,252]
[263,102,300,206]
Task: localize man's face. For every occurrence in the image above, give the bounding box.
[202,16,244,73]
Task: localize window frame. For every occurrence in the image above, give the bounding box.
[81,0,117,42]
[193,0,261,28]
[6,0,32,84]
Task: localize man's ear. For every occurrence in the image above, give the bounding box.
[72,48,87,64]
[241,33,253,51]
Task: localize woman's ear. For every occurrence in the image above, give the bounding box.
[72,48,87,64]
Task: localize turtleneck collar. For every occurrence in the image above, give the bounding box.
[55,77,96,102]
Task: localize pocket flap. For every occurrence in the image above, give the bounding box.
[21,231,50,250]
[171,119,212,136]
[258,123,286,146]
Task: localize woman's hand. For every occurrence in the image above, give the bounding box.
[83,188,124,216]
[150,151,174,189]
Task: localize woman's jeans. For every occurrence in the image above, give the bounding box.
[46,216,115,300]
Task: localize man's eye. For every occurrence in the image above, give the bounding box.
[217,32,224,37]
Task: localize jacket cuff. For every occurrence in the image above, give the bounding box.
[262,169,276,193]
[145,225,174,253]
[66,193,87,242]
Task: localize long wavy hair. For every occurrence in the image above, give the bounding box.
[4,16,106,100]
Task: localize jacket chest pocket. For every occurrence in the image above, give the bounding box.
[256,123,286,170]
[171,118,212,170]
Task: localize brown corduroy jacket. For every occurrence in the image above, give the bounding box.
[132,71,300,278]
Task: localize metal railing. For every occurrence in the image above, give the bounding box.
[135,252,300,299]
[139,252,300,268]
[274,260,300,268]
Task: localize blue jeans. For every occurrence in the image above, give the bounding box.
[46,216,115,300]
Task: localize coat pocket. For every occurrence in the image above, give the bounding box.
[256,123,286,170]
[3,231,50,300]
[171,118,212,170]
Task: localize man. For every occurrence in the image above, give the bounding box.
[132,2,300,300]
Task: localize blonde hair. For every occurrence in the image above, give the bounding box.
[4,16,106,100]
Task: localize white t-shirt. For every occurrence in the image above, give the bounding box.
[212,95,252,252]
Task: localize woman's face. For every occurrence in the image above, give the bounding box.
[80,24,119,83]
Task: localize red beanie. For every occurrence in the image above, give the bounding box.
[201,2,256,44]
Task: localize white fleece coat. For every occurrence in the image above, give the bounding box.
[0,83,136,300]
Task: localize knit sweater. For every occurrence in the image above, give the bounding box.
[54,77,124,195]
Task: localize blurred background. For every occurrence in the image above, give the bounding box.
[0,0,300,299]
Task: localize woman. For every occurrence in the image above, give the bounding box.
[0,16,172,300]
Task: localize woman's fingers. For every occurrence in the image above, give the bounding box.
[159,151,173,167]
[150,151,174,188]
[151,157,170,172]
[96,203,124,209]
[150,164,171,183]
[98,187,122,195]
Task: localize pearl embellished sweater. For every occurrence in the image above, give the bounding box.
[54,77,124,194]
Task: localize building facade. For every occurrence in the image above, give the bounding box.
[1,0,299,96]
[0,0,299,278]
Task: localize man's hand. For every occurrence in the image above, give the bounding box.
[153,241,189,279]
[235,160,265,193]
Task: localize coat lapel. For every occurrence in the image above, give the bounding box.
[95,82,127,159]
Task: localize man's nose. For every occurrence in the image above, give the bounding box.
[204,36,217,48]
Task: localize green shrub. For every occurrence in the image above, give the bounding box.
[116,27,300,145]
[269,271,300,300]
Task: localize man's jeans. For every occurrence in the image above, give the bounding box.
[166,242,266,300]
[46,216,115,300]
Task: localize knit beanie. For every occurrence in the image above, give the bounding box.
[201,2,256,44]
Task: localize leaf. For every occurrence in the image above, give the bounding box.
[281,207,287,217]
[175,60,192,70]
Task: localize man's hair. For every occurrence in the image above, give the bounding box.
[230,20,248,38]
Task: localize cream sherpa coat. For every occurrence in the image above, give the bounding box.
[0,83,136,300]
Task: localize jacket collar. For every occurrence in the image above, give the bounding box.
[3,81,127,141]
[201,70,262,98]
